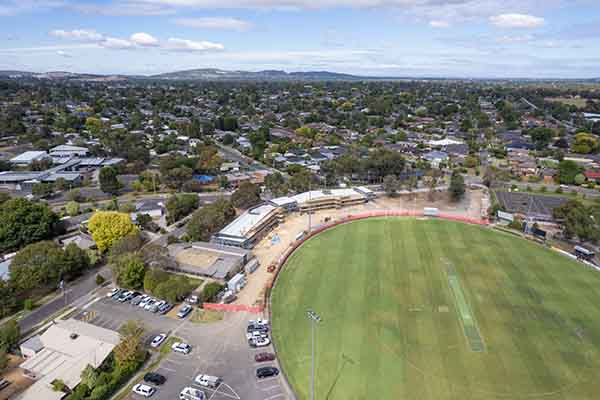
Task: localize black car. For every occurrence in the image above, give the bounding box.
[256,367,279,379]
[143,372,166,385]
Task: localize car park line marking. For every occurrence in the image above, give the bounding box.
[156,366,177,373]
[258,384,280,391]
[82,296,102,309]
[264,394,286,400]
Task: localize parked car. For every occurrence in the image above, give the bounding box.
[118,290,131,302]
[247,324,268,333]
[171,342,191,354]
[106,288,119,298]
[246,331,268,341]
[144,299,157,310]
[248,318,269,327]
[158,303,173,314]
[132,384,156,397]
[254,352,276,362]
[185,295,199,305]
[256,367,279,379]
[177,305,192,319]
[111,288,124,299]
[150,334,167,348]
[144,372,166,385]
[139,297,153,308]
[250,337,271,348]
[179,387,205,400]
[194,374,222,388]
[131,294,147,306]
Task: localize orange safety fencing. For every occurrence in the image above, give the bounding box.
[203,303,264,314]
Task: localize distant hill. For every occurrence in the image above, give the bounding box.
[148,68,369,81]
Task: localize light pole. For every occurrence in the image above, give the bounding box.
[306,309,322,400]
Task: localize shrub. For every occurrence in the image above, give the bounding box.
[201,282,225,303]
[23,299,33,311]
[95,274,106,286]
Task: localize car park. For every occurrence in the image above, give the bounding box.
[171,342,191,354]
[254,352,276,362]
[132,383,156,397]
[106,288,119,298]
[179,386,205,400]
[150,333,167,348]
[194,374,222,388]
[250,337,271,348]
[177,304,192,319]
[256,367,279,379]
[144,372,166,385]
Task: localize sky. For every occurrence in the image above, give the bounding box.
[0,0,599,78]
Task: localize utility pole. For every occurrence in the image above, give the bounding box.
[306,309,322,400]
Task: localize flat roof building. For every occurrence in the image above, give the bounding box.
[10,151,50,165]
[18,319,120,400]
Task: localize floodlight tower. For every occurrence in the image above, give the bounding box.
[306,309,322,400]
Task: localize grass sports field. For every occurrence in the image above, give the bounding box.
[271,218,600,400]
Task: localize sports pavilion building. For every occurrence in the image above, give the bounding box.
[212,187,375,249]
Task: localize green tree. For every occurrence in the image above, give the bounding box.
[449,170,466,202]
[32,182,54,198]
[113,254,145,289]
[80,364,99,388]
[88,212,138,253]
[66,201,80,217]
[143,268,169,294]
[99,166,122,194]
[0,198,58,252]
[0,320,20,351]
[187,199,236,242]
[557,160,583,185]
[383,175,401,197]
[166,194,199,225]
[115,320,146,369]
[108,232,144,263]
[264,172,287,197]
[163,167,193,191]
[528,127,555,150]
[9,241,72,292]
[289,169,314,193]
[231,182,261,209]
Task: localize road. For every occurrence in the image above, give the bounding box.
[216,143,289,178]
[17,265,112,333]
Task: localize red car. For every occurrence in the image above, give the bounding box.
[255,352,276,362]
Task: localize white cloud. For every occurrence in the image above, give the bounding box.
[429,20,450,28]
[165,38,225,51]
[56,50,72,57]
[0,0,65,17]
[130,32,159,46]
[490,13,545,28]
[49,29,104,41]
[174,17,252,31]
[100,37,135,49]
[496,34,533,43]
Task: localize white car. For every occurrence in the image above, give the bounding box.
[179,387,205,400]
[246,331,268,341]
[251,337,271,348]
[248,318,269,327]
[171,342,191,354]
[106,288,119,298]
[139,297,152,308]
[132,384,156,397]
[150,334,167,348]
[194,374,222,388]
